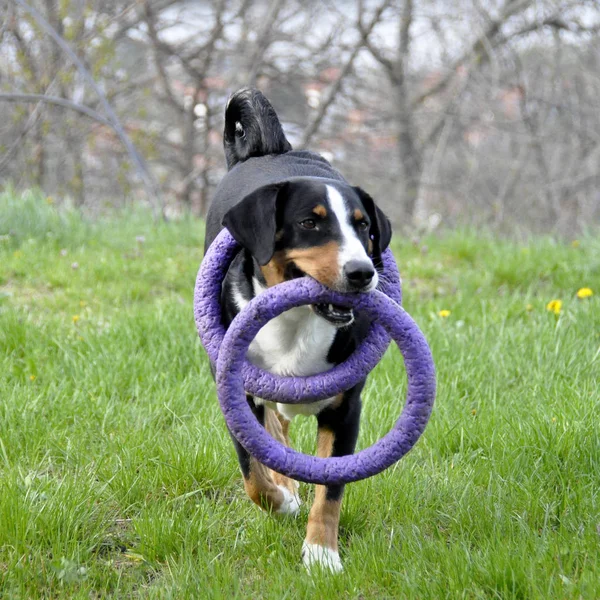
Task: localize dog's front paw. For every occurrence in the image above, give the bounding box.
[275,485,301,517]
[301,541,343,573]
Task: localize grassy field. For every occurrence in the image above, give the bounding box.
[1,189,599,599]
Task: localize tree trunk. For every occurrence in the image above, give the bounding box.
[33,119,45,188]
[181,96,198,210]
[395,84,422,222]
[393,0,421,223]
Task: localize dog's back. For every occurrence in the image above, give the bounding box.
[205,89,345,252]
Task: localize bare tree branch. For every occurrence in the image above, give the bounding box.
[358,10,396,82]
[300,0,392,148]
[109,0,180,44]
[410,0,534,108]
[11,0,164,217]
[0,82,58,173]
[394,0,421,220]
[143,1,184,113]
[0,92,113,127]
[245,0,286,86]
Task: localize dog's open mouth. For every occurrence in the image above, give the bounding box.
[313,303,354,326]
[286,263,354,326]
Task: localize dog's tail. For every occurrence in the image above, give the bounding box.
[223,88,292,171]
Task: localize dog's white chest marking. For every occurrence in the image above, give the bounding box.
[233,281,337,420]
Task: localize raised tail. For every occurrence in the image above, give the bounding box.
[223,88,292,171]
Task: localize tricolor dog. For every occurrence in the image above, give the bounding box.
[204,88,392,572]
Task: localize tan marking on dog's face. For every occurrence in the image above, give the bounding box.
[368,238,373,256]
[313,204,327,218]
[353,208,364,221]
[260,252,286,287]
[284,241,341,288]
[306,425,341,550]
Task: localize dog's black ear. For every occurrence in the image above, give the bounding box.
[353,187,392,259]
[222,182,287,265]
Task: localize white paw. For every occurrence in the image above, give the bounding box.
[302,541,343,573]
[275,485,301,517]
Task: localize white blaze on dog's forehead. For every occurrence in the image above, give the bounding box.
[326,184,378,291]
[326,185,370,263]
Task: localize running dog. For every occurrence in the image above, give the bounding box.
[204,88,392,572]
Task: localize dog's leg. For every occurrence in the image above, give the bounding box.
[276,411,291,445]
[302,426,344,573]
[302,389,362,573]
[231,396,299,515]
[264,408,301,513]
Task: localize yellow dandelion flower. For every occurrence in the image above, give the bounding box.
[72,314,80,323]
[576,287,593,299]
[552,417,556,422]
[526,303,533,311]
[571,240,580,248]
[438,309,451,318]
[546,299,562,315]
[79,300,87,307]
[471,409,477,416]
[29,375,36,381]
[46,196,54,205]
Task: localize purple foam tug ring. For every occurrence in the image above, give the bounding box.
[194,229,436,485]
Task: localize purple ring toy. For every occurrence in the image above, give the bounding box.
[194,230,436,484]
[194,229,402,403]
[215,279,436,485]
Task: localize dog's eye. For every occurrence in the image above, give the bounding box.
[299,219,317,230]
[357,221,369,231]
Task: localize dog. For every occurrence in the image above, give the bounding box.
[204,88,392,573]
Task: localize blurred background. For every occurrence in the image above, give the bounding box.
[1,0,599,235]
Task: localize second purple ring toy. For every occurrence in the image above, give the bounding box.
[194,229,402,403]
[216,279,436,485]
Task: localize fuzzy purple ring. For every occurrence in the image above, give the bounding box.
[194,229,402,403]
[195,230,436,484]
[215,278,436,485]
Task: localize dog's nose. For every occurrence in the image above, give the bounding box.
[343,260,375,289]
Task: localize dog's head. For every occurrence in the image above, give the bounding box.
[222,179,391,326]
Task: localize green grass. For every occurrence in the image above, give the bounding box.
[1,189,599,599]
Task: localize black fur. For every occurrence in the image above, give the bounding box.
[353,187,392,265]
[221,182,286,266]
[224,88,292,170]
